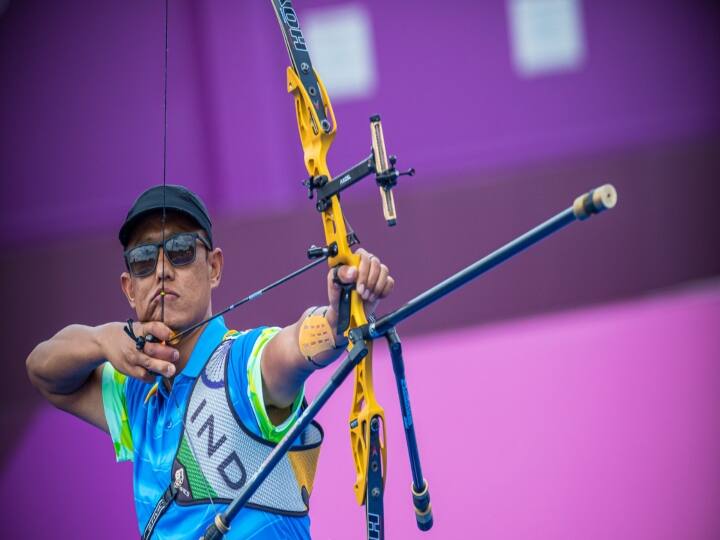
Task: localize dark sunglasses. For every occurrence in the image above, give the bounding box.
[124,232,212,278]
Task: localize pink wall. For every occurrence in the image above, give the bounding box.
[4,284,719,538]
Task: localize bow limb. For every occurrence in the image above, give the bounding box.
[287,65,387,505]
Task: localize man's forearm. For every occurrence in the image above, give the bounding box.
[262,306,346,409]
[26,324,109,397]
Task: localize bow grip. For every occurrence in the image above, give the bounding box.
[332,266,353,337]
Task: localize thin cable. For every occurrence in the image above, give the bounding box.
[160,0,169,324]
[159,0,219,519]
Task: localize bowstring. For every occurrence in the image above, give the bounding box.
[160,0,219,517]
[160,0,168,324]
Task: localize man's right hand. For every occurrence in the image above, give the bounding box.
[28,321,181,433]
[97,321,179,383]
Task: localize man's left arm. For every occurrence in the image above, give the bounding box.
[261,249,394,409]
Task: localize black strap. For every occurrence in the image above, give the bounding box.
[141,482,178,540]
[124,319,160,352]
[124,319,147,351]
[332,266,354,338]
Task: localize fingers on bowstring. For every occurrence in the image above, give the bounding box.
[143,341,179,364]
[141,321,175,343]
[129,362,157,384]
[135,350,176,380]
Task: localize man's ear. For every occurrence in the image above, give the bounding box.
[120,272,137,309]
[209,248,223,289]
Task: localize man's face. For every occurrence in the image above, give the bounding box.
[120,212,223,331]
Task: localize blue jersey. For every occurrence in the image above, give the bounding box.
[101,316,310,539]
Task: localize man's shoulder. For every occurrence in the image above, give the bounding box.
[224,326,280,397]
[226,326,281,360]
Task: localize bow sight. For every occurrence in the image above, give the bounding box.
[303,115,415,226]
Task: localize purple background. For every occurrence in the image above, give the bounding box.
[1,0,719,537]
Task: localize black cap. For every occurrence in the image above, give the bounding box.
[119,184,213,247]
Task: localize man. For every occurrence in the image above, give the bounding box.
[26,184,394,539]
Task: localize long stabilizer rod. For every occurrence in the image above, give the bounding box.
[200,184,617,538]
[369,185,617,337]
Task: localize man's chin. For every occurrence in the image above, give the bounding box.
[156,316,182,331]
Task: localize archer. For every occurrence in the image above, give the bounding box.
[26,184,395,539]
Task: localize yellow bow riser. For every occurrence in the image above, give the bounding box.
[287,66,388,504]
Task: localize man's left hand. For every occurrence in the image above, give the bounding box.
[327,248,394,327]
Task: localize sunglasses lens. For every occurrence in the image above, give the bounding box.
[126,233,201,277]
[166,233,196,266]
[127,245,158,277]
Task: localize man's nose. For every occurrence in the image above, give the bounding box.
[155,248,176,281]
